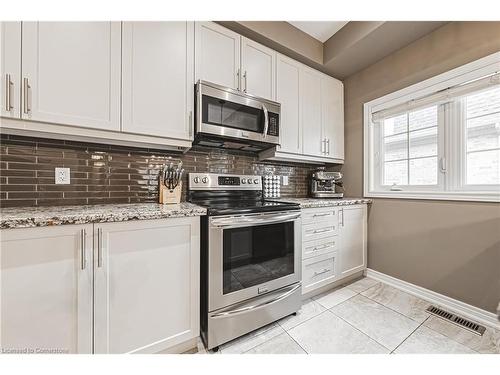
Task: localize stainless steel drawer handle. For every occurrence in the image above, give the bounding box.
[309,242,334,252]
[211,283,301,318]
[80,228,86,270]
[313,268,331,277]
[313,213,330,217]
[313,228,330,234]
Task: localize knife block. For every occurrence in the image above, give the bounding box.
[159,180,182,205]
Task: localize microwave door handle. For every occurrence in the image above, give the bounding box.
[262,103,269,138]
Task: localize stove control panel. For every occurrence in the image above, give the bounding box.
[189,173,262,191]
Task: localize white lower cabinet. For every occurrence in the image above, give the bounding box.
[0,224,93,354]
[338,205,367,278]
[94,217,200,354]
[0,217,200,354]
[301,204,367,295]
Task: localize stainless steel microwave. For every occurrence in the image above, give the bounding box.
[194,81,280,152]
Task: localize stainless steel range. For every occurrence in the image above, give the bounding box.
[188,173,302,351]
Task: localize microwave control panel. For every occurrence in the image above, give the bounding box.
[267,113,279,137]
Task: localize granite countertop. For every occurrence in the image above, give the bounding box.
[0,202,207,229]
[276,197,372,209]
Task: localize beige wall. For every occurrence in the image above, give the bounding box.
[342,21,500,313]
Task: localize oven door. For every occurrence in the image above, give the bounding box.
[196,81,280,146]
[208,210,301,312]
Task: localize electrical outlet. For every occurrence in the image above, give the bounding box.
[282,176,289,186]
[55,168,70,185]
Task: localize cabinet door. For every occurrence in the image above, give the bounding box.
[321,75,344,160]
[0,22,21,119]
[276,54,301,154]
[301,67,323,157]
[0,224,93,353]
[94,218,200,354]
[339,205,367,278]
[241,37,276,100]
[21,22,121,130]
[122,22,194,140]
[195,22,240,90]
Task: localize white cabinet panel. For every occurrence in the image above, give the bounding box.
[122,22,194,140]
[0,224,93,354]
[339,205,367,278]
[94,218,200,354]
[276,54,301,154]
[321,76,344,160]
[300,67,323,157]
[241,37,276,100]
[21,22,121,130]
[0,22,21,119]
[195,22,240,90]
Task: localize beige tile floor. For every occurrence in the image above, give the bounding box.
[194,277,500,354]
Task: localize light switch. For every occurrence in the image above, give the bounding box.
[55,168,70,185]
[282,176,289,186]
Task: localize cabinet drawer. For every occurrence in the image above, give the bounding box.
[302,252,337,294]
[302,236,337,260]
[302,221,338,242]
[302,207,338,224]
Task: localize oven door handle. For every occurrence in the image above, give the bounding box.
[211,283,301,319]
[210,212,301,228]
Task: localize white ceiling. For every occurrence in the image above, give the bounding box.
[288,21,349,43]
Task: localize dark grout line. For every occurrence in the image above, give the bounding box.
[284,330,308,354]
[390,316,429,354]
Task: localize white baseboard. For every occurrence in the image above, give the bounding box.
[365,268,500,330]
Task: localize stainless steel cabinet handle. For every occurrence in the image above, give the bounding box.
[211,283,301,318]
[340,209,344,227]
[188,110,193,137]
[5,74,13,112]
[313,268,331,277]
[309,243,332,252]
[321,139,325,154]
[262,103,269,138]
[80,229,86,270]
[236,69,240,91]
[97,228,103,268]
[23,77,31,114]
[327,139,330,155]
[243,70,247,93]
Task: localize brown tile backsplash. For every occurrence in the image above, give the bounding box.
[0,134,318,207]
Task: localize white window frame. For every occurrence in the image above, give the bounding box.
[364,52,500,202]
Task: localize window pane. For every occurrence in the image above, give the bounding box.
[465,86,500,185]
[466,149,500,185]
[466,116,500,152]
[384,113,407,136]
[384,133,408,161]
[409,157,438,185]
[409,126,438,158]
[466,86,500,119]
[384,160,408,185]
[409,106,438,131]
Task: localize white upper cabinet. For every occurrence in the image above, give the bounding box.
[0,22,21,119]
[276,53,301,154]
[21,22,121,131]
[195,22,240,90]
[94,218,200,354]
[321,76,344,161]
[241,37,276,100]
[301,67,323,157]
[0,224,93,354]
[122,22,194,140]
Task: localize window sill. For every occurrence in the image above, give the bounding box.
[364,190,500,203]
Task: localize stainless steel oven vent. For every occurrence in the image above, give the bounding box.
[426,305,486,335]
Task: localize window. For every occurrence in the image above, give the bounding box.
[364,52,500,202]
